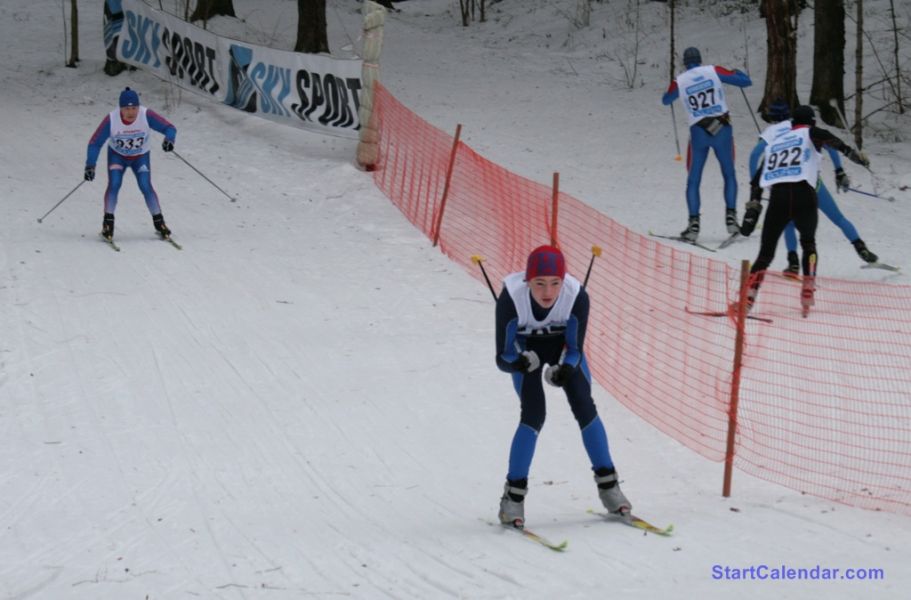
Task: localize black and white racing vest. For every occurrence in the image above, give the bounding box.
[503,272,581,337]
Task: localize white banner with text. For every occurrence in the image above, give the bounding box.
[116,0,364,138]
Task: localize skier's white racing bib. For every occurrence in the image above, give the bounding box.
[108,107,151,157]
[760,127,820,188]
[677,65,728,126]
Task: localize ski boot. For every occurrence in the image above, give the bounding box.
[852,239,878,264]
[498,478,528,527]
[680,215,700,242]
[725,208,739,234]
[594,467,631,515]
[782,251,800,279]
[153,213,172,238]
[101,213,115,240]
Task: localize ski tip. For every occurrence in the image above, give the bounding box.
[629,518,675,536]
[100,234,121,251]
[861,263,900,272]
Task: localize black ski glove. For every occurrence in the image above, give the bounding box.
[835,168,850,192]
[511,350,541,373]
[544,364,575,388]
[84,166,95,181]
[740,199,762,237]
[162,139,174,152]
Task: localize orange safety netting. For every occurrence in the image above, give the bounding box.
[369,82,911,515]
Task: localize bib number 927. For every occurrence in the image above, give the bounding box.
[687,89,716,111]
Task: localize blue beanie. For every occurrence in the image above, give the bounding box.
[766,98,791,122]
[119,87,140,107]
[683,47,702,67]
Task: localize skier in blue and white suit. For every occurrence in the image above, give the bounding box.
[494,245,631,528]
[85,87,177,241]
[662,47,752,241]
[748,99,879,275]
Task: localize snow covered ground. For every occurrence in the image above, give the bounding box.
[1,0,910,598]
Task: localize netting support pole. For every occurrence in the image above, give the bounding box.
[551,172,560,247]
[431,123,462,247]
[723,260,751,497]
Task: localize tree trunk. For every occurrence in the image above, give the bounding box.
[890,0,904,114]
[190,0,236,23]
[760,0,800,113]
[669,0,676,82]
[854,0,864,148]
[67,0,79,68]
[809,0,845,126]
[295,0,329,54]
[103,0,129,76]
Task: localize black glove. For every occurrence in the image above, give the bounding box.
[740,199,762,237]
[84,166,95,181]
[834,168,850,192]
[750,183,763,204]
[845,148,869,168]
[544,363,575,388]
[511,350,541,373]
[162,139,174,152]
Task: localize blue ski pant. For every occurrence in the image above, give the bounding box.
[686,123,737,216]
[783,182,859,252]
[506,354,614,481]
[104,148,162,216]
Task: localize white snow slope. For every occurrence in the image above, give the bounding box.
[1,1,910,599]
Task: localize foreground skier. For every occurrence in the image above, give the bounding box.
[495,245,631,527]
[85,87,177,242]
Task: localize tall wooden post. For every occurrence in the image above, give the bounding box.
[551,172,560,247]
[723,260,751,497]
[431,124,462,247]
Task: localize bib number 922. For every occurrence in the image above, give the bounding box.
[767,147,801,170]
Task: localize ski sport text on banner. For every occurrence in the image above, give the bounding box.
[113,0,364,139]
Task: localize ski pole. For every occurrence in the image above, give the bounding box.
[582,245,602,289]
[828,99,884,195]
[471,255,498,302]
[846,186,895,202]
[172,150,237,203]
[37,179,86,223]
[740,89,761,133]
[669,104,682,161]
[829,97,852,132]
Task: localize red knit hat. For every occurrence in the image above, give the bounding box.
[526,245,566,280]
